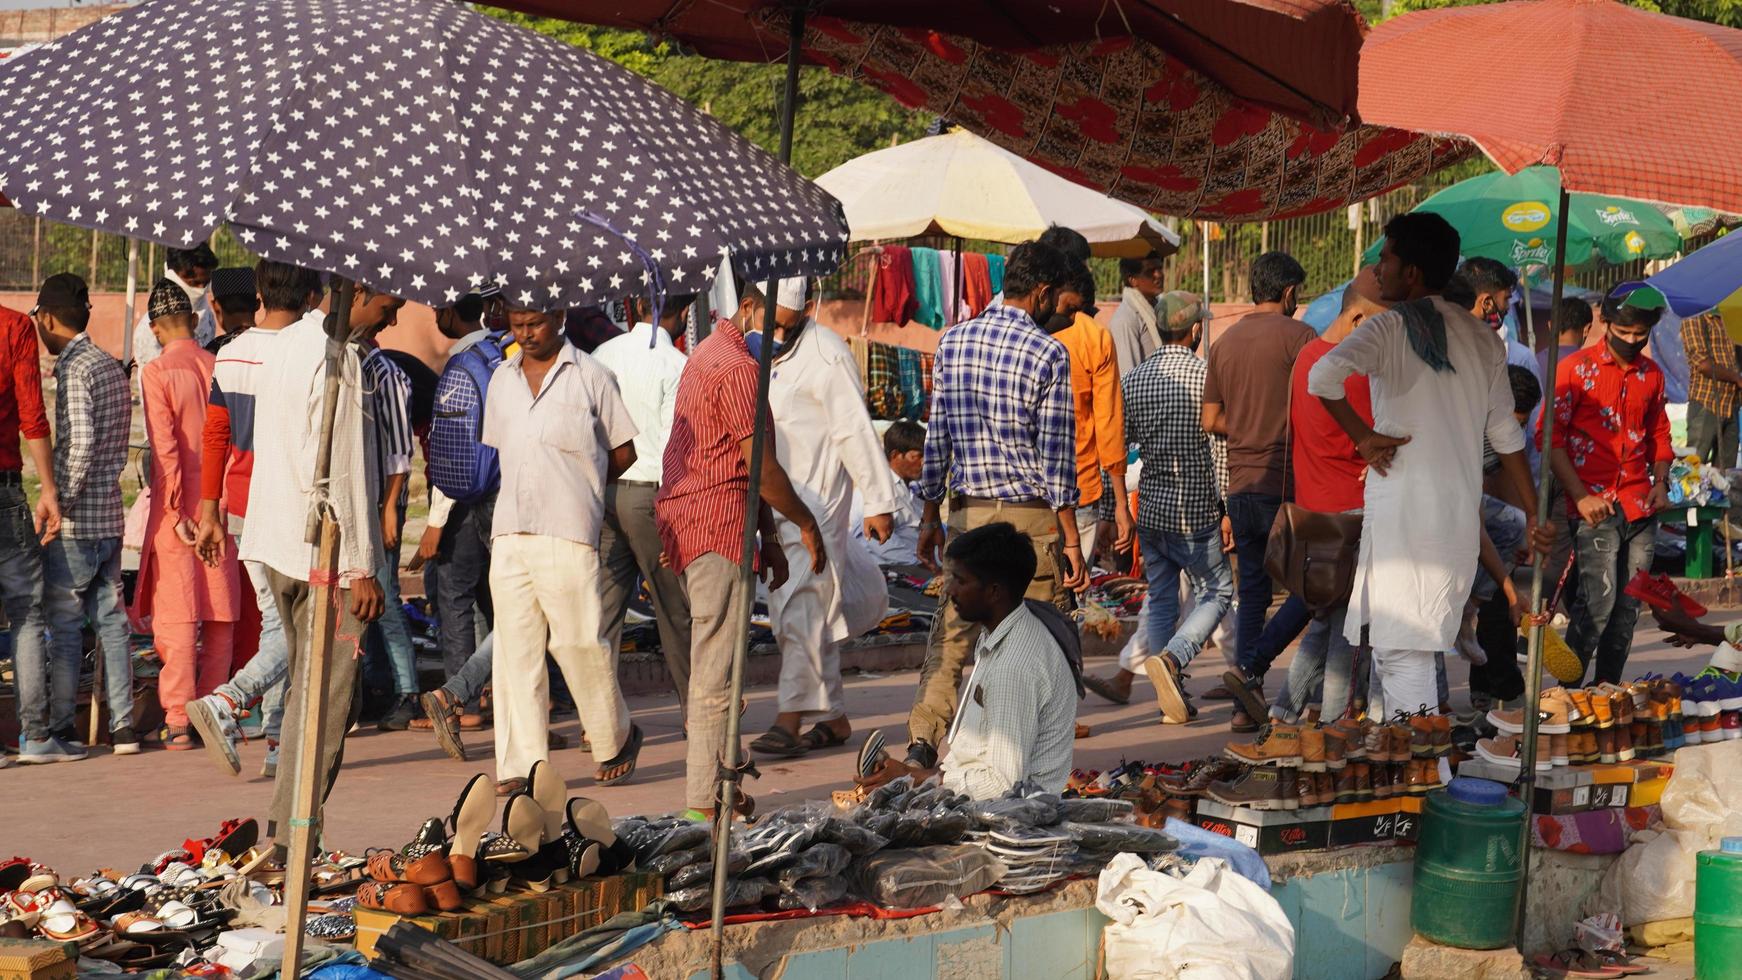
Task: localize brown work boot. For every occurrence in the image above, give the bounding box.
[1575,730,1599,764]
[1331,717,1369,761]
[1299,726,1327,772]
[1353,761,1374,801]
[1615,721,1636,762]
[1388,720,1413,763]
[1316,772,1335,807]
[1334,762,1360,803]
[1408,710,1436,758]
[1295,766,1316,808]
[1321,725,1350,771]
[1206,767,1290,811]
[1567,688,1596,726]
[1371,761,1393,800]
[1430,715,1452,756]
[1597,726,1618,764]
[1169,758,1242,798]
[1548,733,1570,767]
[1404,760,1431,796]
[1224,723,1303,767]
[1277,767,1300,811]
[1589,688,1615,729]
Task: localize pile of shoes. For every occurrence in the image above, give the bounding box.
[964,783,1174,895]
[1479,677,1700,773]
[1208,710,1450,811]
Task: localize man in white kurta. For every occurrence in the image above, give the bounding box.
[1307,214,1536,718]
[752,280,901,754]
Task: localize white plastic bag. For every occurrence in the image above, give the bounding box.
[1591,741,1742,925]
[1096,853,1294,980]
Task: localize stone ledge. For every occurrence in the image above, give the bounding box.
[1400,936,1530,980]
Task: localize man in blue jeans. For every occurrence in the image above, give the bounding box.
[1202,253,1317,731]
[0,292,59,766]
[1120,297,1234,724]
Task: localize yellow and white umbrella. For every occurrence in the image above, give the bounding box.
[816,129,1179,257]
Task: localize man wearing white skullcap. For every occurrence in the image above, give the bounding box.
[747,277,902,758]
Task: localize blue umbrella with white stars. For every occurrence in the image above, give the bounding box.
[0,0,849,308]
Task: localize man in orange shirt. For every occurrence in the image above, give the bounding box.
[1046,261,1134,568]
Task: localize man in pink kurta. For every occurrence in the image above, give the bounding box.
[133,280,241,747]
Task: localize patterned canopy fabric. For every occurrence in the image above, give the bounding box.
[490,0,1367,128]
[797,17,1475,222]
[1360,0,1742,215]
[0,0,850,308]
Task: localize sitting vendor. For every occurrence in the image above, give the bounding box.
[859,522,1077,799]
[851,421,926,566]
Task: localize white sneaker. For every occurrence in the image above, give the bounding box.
[185,695,242,777]
[261,741,279,779]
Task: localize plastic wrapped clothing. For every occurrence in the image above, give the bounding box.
[850,844,1007,909]
[1096,853,1294,980]
[1591,741,1742,925]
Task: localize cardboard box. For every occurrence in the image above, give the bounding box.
[0,938,77,980]
[1325,798,1418,847]
[1195,800,1330,854]
[1632,777,1669,808]
[352,905,466,961]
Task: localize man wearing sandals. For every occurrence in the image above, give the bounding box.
[747,277,900,760]
[484,304,640,792]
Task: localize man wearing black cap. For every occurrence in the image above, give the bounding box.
[29,273,133,762]
[133,244,219,370]
[206,267,259,355]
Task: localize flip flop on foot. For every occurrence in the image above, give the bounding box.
[799,723,850,752]
[594,724,643,786]
[749,725,809,758]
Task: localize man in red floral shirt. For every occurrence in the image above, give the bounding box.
[1544,282,1672,685]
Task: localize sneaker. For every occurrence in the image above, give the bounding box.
[18,735,85,764]
[110,726,141,756]
[1408,710,1436,758]
[1278,767,1301,811]
[1206,767,1289,811]
[185,694,243,777]
[1549,733,1570,767]
[1164,758,1242,798]
[1224,723,1303,767]
[49,726,86,751]
[377,695,418,733]
[1724,711,1742,741]
[1145,655,1193,725]
[1476,734,1552,773]
[1488,690,1574,735]
[262,741,279,779]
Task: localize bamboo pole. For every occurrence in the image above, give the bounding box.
[279,279,356,980]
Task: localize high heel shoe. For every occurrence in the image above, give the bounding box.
[528,762,573,885]
[565,798,634,876]
[497,792,559,891]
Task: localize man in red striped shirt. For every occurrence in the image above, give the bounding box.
[657,284,825,819]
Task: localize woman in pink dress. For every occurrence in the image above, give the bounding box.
[133,280,241,748]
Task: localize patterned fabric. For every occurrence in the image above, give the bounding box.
[53,333,130,539]
[896,347,925,420]
[1681,313,1739,418]
[919,303,1077,509]
[799,19,1473,220]
[0,305,49,472]
[0,1,848,309]
[1361,0,1742,215]
[919,352,935,421]
[1124,346,1221,535]
[656,323,771,575]
[865,341,901,419]
[202,327,287,519]
[1547,344,1674,523]
[361,345,414,512]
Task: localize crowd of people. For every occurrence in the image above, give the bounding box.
[0,207,1692,858]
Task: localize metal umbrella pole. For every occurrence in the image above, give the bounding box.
[1514,187,1572,952]
[280,278,356,980]
[122,238,139,365]
[708,9,804,978]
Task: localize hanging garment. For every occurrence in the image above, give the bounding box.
[939,251,961,328]
[897,347,926,420]
[963,252,993,319]
[920,353,935,422]
[987,254,1006,299]
[911,247,944,329]
[873,245,919,326]
[865,342,901,419]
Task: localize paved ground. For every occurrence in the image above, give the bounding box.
[0,616,1724,877]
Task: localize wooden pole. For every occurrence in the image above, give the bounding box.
[278,279,355,980]
[30,216,41,286]
[87,229,98,287]
[1515,188,1571,952]
[121,239,139,367]
[709,11,804,980]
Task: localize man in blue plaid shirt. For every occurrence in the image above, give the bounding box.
[906,240,1086,768]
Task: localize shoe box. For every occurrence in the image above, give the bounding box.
[354,871,663,965]
[1326,798,1422,848]
[0,938,77,980]
[1194,799,1331,855]
[1455,759,1675,814]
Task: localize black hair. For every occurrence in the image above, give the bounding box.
[664,293,698,319]
[43,302,89,331]
[1119,251,1164,286]
[1508,364,1542,417]
[213,291,260,315]
[453,293,486,323]
[1382,212,1461,290]
[255,260,324,313]
[944,521,1036,600]
[167,244,218,274]
[1601,287,1664,330]
[1458,257,1518,296]
[1002,240,1073,300]
[1557,298,1593,336]
[1249,251,1306,304]
[883,421,925,457]
[1442,273,1476,311]
[1038,225,1092,265]
[1062,261,1096,302]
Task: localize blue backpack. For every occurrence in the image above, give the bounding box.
[428,333,508,503]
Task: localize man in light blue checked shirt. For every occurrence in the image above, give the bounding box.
[906,240,1086,769]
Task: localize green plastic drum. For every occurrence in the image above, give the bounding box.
[1411,778,1526,950]
[1696,838,1742,979]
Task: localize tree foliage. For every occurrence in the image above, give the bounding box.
[482,9,929,177]
[1370,0,1742,26]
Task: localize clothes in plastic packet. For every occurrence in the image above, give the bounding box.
[664,877,776,913]
[965,795,1059,830]
[644,845,710,876]
[1056,798,1136,823]
[1066,822,1178,854]
[775,843,852,890]
[776,876,850,912]
[665,850,750,890]
[850,844,1007,909]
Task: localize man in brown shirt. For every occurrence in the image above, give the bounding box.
[1682,312,1741,469]
[1202,252,1317,730]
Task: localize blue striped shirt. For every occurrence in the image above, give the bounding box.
[919,304,1078,509]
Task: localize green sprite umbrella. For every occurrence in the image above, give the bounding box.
[1363,165,1683,268]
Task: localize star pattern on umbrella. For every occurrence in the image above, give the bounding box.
[0,0,848,307]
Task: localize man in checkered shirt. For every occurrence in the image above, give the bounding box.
[906,240,1087,770]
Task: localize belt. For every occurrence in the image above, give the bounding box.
[949,493,1050,510]
[0,470,20,486]
[618,480,659,489]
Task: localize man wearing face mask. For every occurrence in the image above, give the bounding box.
[905,239,1086,772]
[1545,282,1673,686]
[1455,258,1539,378]
[1047,261,1134,573]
